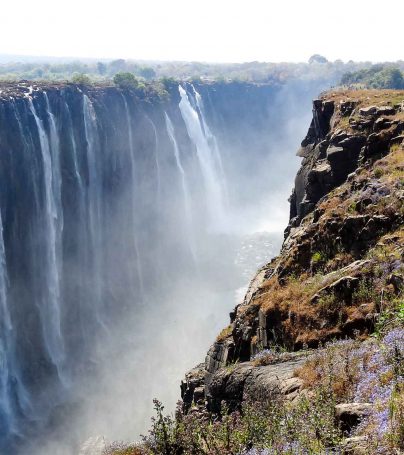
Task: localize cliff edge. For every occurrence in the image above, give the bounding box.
[180,90,404,451]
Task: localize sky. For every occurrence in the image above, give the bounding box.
[1,0,403,63]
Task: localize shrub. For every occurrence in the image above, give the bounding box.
[71,72,92,85]
[311,251,326,265]
[296,338,366,402]
[142,392,342,454]
[113,72,139,89]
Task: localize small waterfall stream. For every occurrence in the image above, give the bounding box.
[28,97,65,375]
[178,85,227,230]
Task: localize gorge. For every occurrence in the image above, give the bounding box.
[0,78,331,453]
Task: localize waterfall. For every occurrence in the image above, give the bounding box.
[122,94,145,298]
[0,209,14,433]
[82,95,108,333]
[191,85,228,203]
[178,85,227,230]
[63,97,89,347]
[164,112,196,260]
[147,116,161,202]
[28,96,65,373]
[0,80,304,453]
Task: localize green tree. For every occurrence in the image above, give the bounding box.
[71,73,92,85]
[113,72,139,89]
[139,66,156,80]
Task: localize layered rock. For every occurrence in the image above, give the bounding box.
[181,89,404,415]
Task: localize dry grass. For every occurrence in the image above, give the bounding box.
[322,89,404,108]
[216,324,233,342]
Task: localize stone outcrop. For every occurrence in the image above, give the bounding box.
[181,90,404,420]
[335,403,373,434]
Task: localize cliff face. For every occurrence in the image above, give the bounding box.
[0,79,331,453]
[182,90,404,415]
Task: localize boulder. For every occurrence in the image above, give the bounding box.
[181,363,206,411]
[359,106,378,116]
[311,276,360,305]
[205,355,307,413]
[335,402,373,433]
[341,436,368,454]
[359,105,395,117]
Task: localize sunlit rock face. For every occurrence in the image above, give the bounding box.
[0,78,330,453]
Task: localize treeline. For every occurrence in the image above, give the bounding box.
[0,59,157,82]
[340,64,404,89]
[2,55,403,85]
[2,56,404,89]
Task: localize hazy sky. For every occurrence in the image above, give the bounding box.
[1,0,403,63]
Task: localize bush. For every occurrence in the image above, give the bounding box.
[113,72,139,89]
[140,391,341,454]
[71,73,92,85]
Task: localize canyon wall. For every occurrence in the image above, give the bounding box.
[0,79,329,453]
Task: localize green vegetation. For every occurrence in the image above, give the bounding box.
[113,72,139,89]
[120,393,341,454]
[311,251,326,265]
[1,56,403,85]
[341,64,404,89]
[71,72,92,85]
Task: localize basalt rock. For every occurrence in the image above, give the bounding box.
[181,91,404,418]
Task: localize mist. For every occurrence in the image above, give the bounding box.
[0,78,332,454]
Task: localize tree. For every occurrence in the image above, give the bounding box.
[109,59,127,73]
[113,72,139,89]
[309,54,328,64]
[139,66,156,80]
[97,62,107,76]
[71,73,92,85]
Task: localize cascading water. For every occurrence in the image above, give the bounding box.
[0,78,320,453]
[0,209,14,435]
[122,94,145,298]
[164,111,196,260]
[178,85,228,230]
[28,97,65,377]
[191,85,228,204]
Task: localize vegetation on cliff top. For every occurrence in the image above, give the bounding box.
[341,65,404,90]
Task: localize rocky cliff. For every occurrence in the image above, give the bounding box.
[0,78,332,453]
[181,89,404,422]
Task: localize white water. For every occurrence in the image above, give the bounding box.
[0,209,13,430]
[28,97,65,373]
[178,85,227,230]
[191,85,229,204]
[164,112,196,260]
[147,116,162,202]
[122,95,145,298]
[82,95,109,334]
